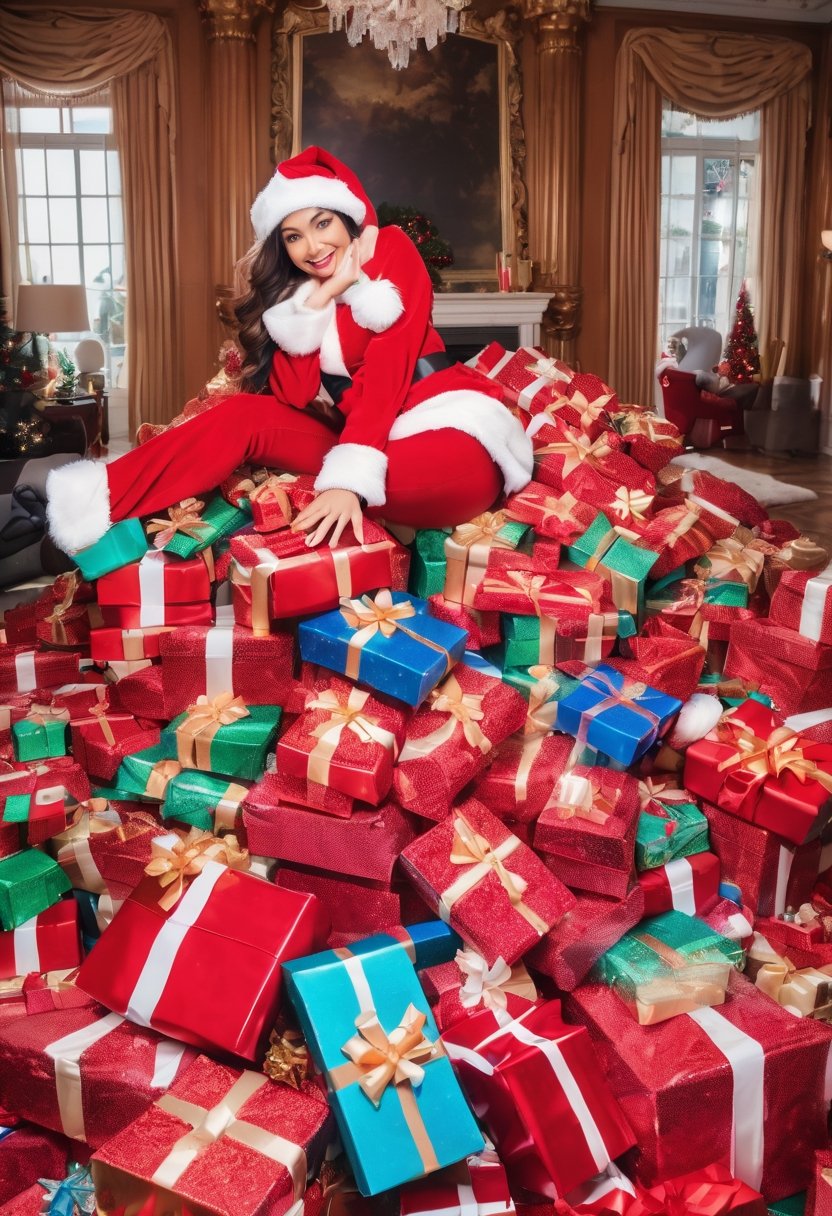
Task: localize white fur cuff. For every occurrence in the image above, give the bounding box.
[46,459,111,554]
[314,443,388,507]
[342,274,404,333]
[263,281,335,356]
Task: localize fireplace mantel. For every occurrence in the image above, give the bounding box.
[431,292,551,349]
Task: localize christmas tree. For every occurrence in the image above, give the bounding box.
[717,281,761,383]
[377,204,453,288]
[0,297,48,393]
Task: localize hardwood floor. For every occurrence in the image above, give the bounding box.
[706,446,832,549]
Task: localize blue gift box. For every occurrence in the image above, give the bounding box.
[556,663,682,765]
[283,921,483,1195]
[298,590,467,707]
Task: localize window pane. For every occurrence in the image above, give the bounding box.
[79,150,107,195]
[110,246,125,284]
[51,246,81,284]
[71,107,110,134]
[670,156,696,196]
[19,107,60,134]
[661,155,670,194]
[669,197,694,237]
[49,198,78,244]
[85,246,112,287]
[21,148,46,195]
[28,246,52,285]
[25,197,50,243]
[106,150,121,195]
[81,197,109,243]
[46,149,77,196]
[108,197,123,242]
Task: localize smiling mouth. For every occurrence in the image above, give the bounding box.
[308,252,334,270]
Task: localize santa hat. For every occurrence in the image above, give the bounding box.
[250,146,376,242]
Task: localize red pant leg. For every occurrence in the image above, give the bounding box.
[372,429,503,529]
[106,393,336,521]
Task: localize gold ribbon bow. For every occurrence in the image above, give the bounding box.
[67,796,118,833]
[264,1027,310,1088]
[524,354,570,385]
[717,721,832,796]
[147,497,210,549]
[27,704,70,727]
[545,772,615,824]
[76,701,121,747]
[543,388,613,432]
[249,475,294,525]
[610,486,654,523]
[535,430,613,478]
[43,572,83,645]
[695,538,764,591]
[144,827,249,910]
[305,687,397,786]
[175,692,250,769]
[446,815,548,935]
[339,1003,437,1108]
[428,673,490,753]
[504,489,582,532]
[615,409,679,446]
[450,511,512,550]
[339,590,450,682]
[638,777,689,811]
[456,948,536,1011]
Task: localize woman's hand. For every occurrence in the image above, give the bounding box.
[306,241,361,310]
[292,488,365,548]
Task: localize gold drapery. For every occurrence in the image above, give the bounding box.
[0,5,180,432]
[609,27,812,406]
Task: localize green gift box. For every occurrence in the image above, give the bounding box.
[636,799,710,872]
[409,529,452,599]
[11,715,69,762]
[148,494,250,559]
[499,610,628,670]
[592,908,744,1024]
[162,702,281,781]
[767,1196,805,1216]
[498,661,581,708]
[0,849,71,930]
[162,770,251,832]
[74,517,148,581]
[567,513,659,618]
[110,742,182,803]
[443,516,529,607]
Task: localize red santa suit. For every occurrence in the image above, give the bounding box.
[45,146,533,554]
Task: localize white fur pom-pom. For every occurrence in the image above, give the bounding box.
[668,693,724,751]
[342,275,404,333]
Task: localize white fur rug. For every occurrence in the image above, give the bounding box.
[670,454,818,507]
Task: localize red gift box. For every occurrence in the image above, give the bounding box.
[76,857,329,1059]
[48,682,108,720]
[400,1149,517,1216]
[526,885,645,991]
[502,481,597,544]
[534,768,640,899]
[639,500,736,580]
[427,595,502,652]
[0,999,196,1148]
[657,468,768,530]
[684,699,832,846]
[70,709,160,783]
[0,1124,74,1209]
[0,898,81,979]
[472,550,606,617]
[276,674,408,811]
[48,802,164,897]
[701,900,754,952]
[275,863,426,947]
[0,694,34,762]
[419,947,537,1032]
[442,1000,636,1199]
[90,626,176,663]
[533,422,655,507]
[473,726,574,825]
[96,551,214,630]
[393,664,527,822]
[638,851,721,917]
[0,760,89,845]
[104,664,166,721]
[91,1052,334,1216]
[0,648,81,699]
[471,344,581,419]
[627,1164,767,1216]
[400,797,574,964]
[609,406,684,474]
[769,562,832,645]
[611,621,705,703]
[565,971,832,1201]
[159,623,298,716]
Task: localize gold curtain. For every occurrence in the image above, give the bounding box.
[609,27,812,406]
[0,5,179,432]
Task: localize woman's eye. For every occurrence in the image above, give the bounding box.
[284,234,298,244]
[318,218,331,230]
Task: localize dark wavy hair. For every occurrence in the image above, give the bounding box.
[234,210,362,392]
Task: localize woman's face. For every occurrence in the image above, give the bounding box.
[279,208,352,280]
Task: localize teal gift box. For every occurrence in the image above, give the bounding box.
[162,769,251,832]
[557,663,682,765]
[635,799,709,871]
[149,494,250,559]
[567,513,659,618]
[161,702,281,781]
[283,921,483,1195]
[11,713,69,761]
[298,590,467,708]
[592,908,744,1024]
[767,1196,805,1216]
[0,848,71,930]
[110,742,182,802]
[74,517,148,581]
[409,529,452,599]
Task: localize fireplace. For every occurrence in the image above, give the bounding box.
[431,292,551,361]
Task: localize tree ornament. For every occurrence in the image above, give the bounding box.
[376,204,454,288]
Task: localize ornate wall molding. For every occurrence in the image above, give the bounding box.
[198,0,275,43]
[522,0,590,52]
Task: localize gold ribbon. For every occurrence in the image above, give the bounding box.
[442,814,548,935]
[695,538,765,591]
[144,827,249,910]
[175,692,250,770]
[544,772,616,824]
[263,1027,310,1088]
[145,758,182,801]
[215,781,249,833]
[510,674,561,802]
[503,488,582,531]
[638,777,689,811]
[27,704,71,727]
[716,720,832,799]
[339,590,451,683]
[534,430,613,478]
[249,475,294,525]
[427,673,490,753]
[664,501,706,548]
[456,947,537,1011]
[614,409,679,446]
[43,572,84,645]
[541,388,613,432]
[478,568,595,614]
[75,702,125,748]
[338,1003,437,1108]
[450,510,511,550]
[445,511,517,605]
[147,497,211,549]
[610,487,654,523]
[306,686,397,787]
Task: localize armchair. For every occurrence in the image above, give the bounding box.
[658,366,744,449]
[672,326,724,375]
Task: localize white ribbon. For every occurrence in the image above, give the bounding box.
[687,1007,766,1190]
[205,625,235,700]
[44,1011,125,1140]
[57,834,106,894]
[14,650,37,692]
[785,707,832,733]
[774,845,795,917]
[12,914,41,975]
[480,348,515,382]
[138,551,168,628]
[798,560,832,642]
[567,1164,637,1208]
[151,1038,189,1088]
[662,857,696,916]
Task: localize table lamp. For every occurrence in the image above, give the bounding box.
[14,283,90,337]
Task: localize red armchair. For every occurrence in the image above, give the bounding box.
[658,367,744,449]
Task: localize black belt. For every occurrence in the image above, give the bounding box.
[320,350,457,407]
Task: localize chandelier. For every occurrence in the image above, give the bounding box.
[327,0,471,70]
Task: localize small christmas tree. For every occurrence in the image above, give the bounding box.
[377,204,454,288]
[0,297,48,394]
[717,281,761,383]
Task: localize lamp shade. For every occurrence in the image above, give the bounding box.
[14,283,90,334]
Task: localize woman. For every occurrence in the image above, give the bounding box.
[46,147,533,554]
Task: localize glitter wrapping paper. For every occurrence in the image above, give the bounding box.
[105,664,166,720]
[557,665,682,766]
[528,886,645,990]
[0,999,196,1147]
[684,700,832,847]
[299,591,467,709]
[533,426,655,510]
[410,529,452,599]
[635,800,709,871]
[3,602,44,647]
[400,797,574,965]
[637,498,737,581]
[251,472,318,531]
[229,520,405,627]
[657,468,768,530]
[495,662,581,719]
[623,1164,768,1216]
[703,800,820,918]
[276,675,408,809]
[610,625,705,703]
[0,849,72,930]
[566,516,660,618]
[150,494,250,559]
[162,702,282,782]
[638,851,721,917]
[501,481,597,544]
[393,665,527,821]
[96,551,214,630]
[162,771,251,835]
[90,1052,334,1216]
[70,712,160,783]
[48,805,165,897]
[591,909,744,1025]
[769,564,832,645]
[0,898,81,979]
[441,1000,636,1199]
[242,779,417,881]
[472,727,575,825]
[76,862,329,1059]
[11,709,69,761]
[48,682,108,720]
[564,972,832,1201]
[0,694,35,761]
[500,608,620,670]
[534,767,640,897]
[282,924,484,1195]
[0,1123,73,1207]
[158,623,298,715]
[609,408,684,474]
[90,626,176,663]
[418,948,537,1032]
[276,864,421,944]
[111,741,181,802]
[0,648,81,699]
[472,344,613,437]
[0,757,91,845]
[442,514,529,608]
[472,549,601,616]
[426,595,501,652]
[35,602,103,649]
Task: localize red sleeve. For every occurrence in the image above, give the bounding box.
[267,348,322,410]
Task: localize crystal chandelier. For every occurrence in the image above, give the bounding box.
[327,0,471,70]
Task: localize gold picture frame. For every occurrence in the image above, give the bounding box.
[270,7,529,290]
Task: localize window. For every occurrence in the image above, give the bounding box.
[5,88,127,389]
[659,102,759,355]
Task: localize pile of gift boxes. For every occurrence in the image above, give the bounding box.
[0,342,831,1215]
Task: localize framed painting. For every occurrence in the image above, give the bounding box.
[271,9,529,289]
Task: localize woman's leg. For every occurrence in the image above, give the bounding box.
[46,393,337,553]
[371,429,504,529]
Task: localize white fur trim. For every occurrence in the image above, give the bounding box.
[251,171,366,242]
[669,692,724,750]
[389,390,534,495]
[320,312,349,377]
[263,281,335,356]
[314,443,388,507]
[46,459,111,554]
[342,275,404,333]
